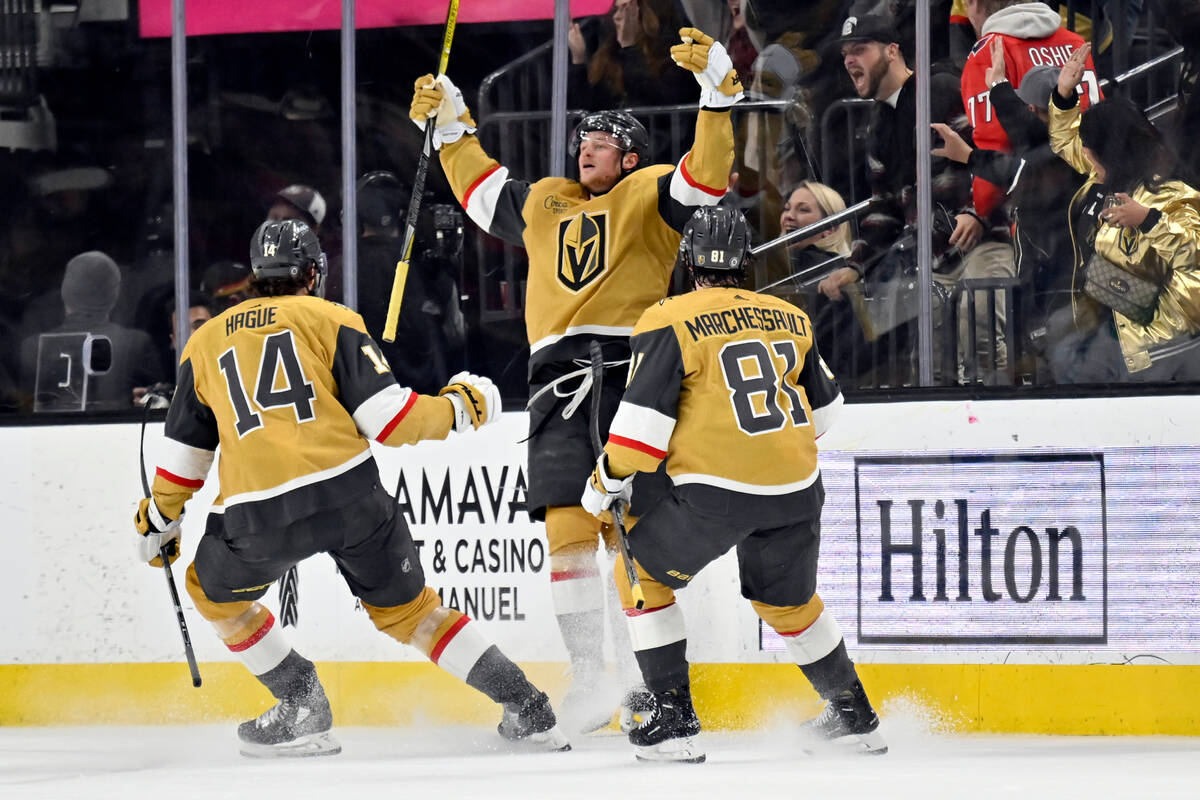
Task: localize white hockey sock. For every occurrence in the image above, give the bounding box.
[779,611,843,665]
[227,609,291,676]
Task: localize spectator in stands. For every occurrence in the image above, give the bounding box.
[773,181,870,381]
[133,292,213,408]
[568,0,697,112]
[836,13,1015,385]
[267,184,327,232]
[779,181,854,287]
[678,0,759,80]
[351,170,447,395]
[734,42,812,279]
[932,52,1087,383]
[19,251,163,411]
[1046,44,1200,382]
[960,0,1100,226]
[200,260,252,314]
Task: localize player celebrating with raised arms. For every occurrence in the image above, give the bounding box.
[409,27,741,733]
[134,219,569,758]
[582,207,887,762]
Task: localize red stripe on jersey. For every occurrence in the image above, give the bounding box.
[228,612,275,652]
[778,618,817,637]
[625,601,676,617]
[609,433,668,460]
[155,467,204,489]
[550,568,600,582]
[463,164,501,209]
[679,153,725,197]
[376,391,419,442]
[429,614,471,665]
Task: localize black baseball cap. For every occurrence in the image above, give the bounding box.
[834,14,900,47]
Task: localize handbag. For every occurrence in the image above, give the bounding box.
[1083,253,1161,326]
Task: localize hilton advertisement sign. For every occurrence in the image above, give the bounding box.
[854,453,1107,645]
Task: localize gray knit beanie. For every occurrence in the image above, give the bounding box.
[61,251,121,314]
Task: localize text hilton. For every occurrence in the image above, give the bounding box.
[875,499,1086,603]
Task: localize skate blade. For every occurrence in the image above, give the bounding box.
[239,731,342,759]
[633,736,706,764]
[800,728,888,756]
[510,725,572,752]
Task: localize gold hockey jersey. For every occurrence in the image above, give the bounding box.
[151,294,453,528]
[605,287,843,498]
[438,110,735,373]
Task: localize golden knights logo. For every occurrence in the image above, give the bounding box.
[556,211,608,291]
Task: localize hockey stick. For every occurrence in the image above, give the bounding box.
[382,0,461,342]
[139,402,202,688]
[749,198,872,256]
[587,341,645,610]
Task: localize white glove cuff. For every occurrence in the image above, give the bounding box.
[136,525,180,563]
[445,392,472,433]
[432,121,477,150]
[597,453,634,494]
[700,87,744,109]
[147,500,171,532]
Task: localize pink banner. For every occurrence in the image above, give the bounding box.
[139,1,613,38]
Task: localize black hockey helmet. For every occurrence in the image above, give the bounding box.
[568,110,650,160]
[250,218,327,295]
[356,170,409,230]
[678,206,752,281]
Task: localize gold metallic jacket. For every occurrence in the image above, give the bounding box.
[1049,98,1200,372]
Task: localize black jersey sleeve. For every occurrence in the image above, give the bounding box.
[331,324,400,412]
[797,333,843,438]
[605,322,683,475]
[164,358,219,453]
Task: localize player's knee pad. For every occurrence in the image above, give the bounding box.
[363,585,447,651]
[613,552,676,612]
[185,563,289,672]
[752,595,843,665]
[545,505,603,556]
[185,562,257,625]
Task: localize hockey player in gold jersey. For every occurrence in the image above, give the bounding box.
[410,28,741,732]
[582,207,887,762]
[133,219,569,757]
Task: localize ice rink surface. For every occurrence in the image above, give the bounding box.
[4,710,1199,800]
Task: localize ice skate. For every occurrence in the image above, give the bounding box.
[498,689,572,752]
[628,686,705,763]
[237,686,341,759]
[618,684,656,734]
[799,679,887,755]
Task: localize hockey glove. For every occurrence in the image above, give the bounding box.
[439,371,502,432]
[409,74,478,150]
[670,27,744,109]
[134,497,183,568]
[581,452,634,522]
